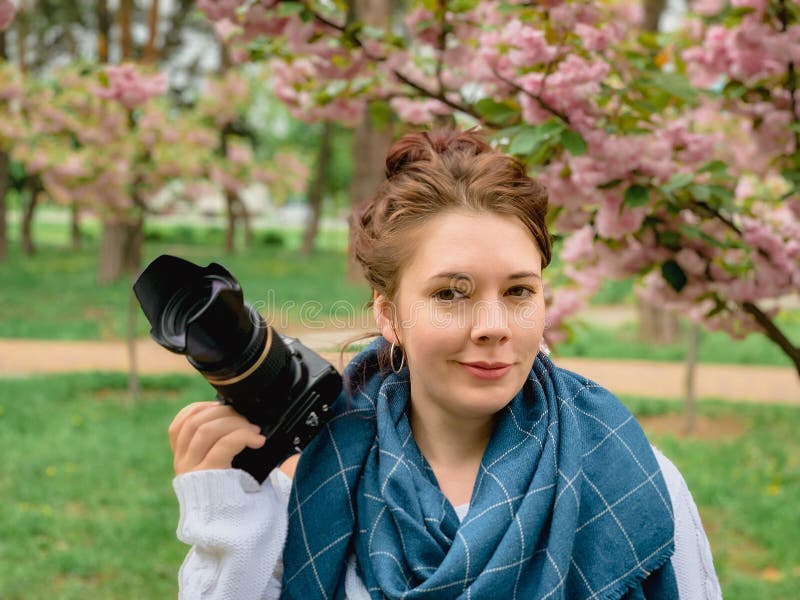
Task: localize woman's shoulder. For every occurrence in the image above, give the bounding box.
[650,445,723,599]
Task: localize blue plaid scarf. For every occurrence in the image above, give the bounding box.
[282,338,678,599]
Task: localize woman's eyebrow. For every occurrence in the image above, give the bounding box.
[427,271,541,281]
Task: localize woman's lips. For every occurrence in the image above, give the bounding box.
[459,362,512,380]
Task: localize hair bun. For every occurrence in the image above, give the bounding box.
[384,128,491,179]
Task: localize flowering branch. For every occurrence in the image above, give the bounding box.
[304,0,481,120]
[741,301,800,376]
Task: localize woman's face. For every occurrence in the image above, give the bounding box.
[374,210,546,422]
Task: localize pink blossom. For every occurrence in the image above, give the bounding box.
[389,97,451,125]
[574,22,622,52]
[691,0,725,17]
[213,18,241,41]
[502,20,557,68]
[196,0,241,22]
[675,248,707,277]
[731,0,768,16]
[0,0,14,31]
[595,195,647,240]
[545,288,585,338]
[549,2,602,30]
[227,140,253,165]
[560,225,595,264]
[404,7,438,46]
[95,64,168,110]
[57,154,87,178]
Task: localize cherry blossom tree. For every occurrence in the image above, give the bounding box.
[196,0,800,375]
[0,0,13,31]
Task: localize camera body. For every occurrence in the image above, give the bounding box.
[212,331,342,483]
[133,254,342,483]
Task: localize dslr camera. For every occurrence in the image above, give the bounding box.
[133,254,342,483]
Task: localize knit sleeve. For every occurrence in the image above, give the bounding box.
[172,468,290,600]
[652,447,722,600]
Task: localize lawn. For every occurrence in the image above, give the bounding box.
[0,225,372,340]
[0,373,797,599]
[1,214,798,367]
[555,316,800,368]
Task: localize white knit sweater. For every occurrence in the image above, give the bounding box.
[173,447,722,599]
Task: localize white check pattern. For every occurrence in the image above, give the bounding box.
[281,340,678,600]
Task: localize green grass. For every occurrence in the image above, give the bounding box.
[555,314,800,368]
[0,373,198,599]
[622,396,800,599]
[0,374,797,598]
[0,229,371,340]
[1,216,797,367]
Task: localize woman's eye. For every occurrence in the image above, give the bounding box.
[507,286,535,298]
[433,288,467,301]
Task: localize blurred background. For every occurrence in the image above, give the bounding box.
[0,0,798,598]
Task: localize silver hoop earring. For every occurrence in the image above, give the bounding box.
[389,342,405,373]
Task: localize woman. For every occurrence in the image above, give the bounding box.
[169,129,721,599]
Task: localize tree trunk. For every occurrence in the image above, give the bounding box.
[127,283,141,402]
[21,177,41,256]
[15,9,27,73]
[301,122,333,256]
[636,0,679,346]
[0,151,8,262]
[142,0,160,63]
[224,188,237,253]
[0,31,7,263]
[118,0,134,60]
[683,323,699,434]
[239,196,253,248]
[346,0,393,281]
[71,204,81,249]
[98,217,143,284]
[636,298,681,344]
[642,0,667,32]
[97,0,111,63]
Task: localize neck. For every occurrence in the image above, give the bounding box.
[408,395,494,506]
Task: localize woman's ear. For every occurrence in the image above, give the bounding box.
[372,290,399,345]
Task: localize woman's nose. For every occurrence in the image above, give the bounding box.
[470,299,511,343]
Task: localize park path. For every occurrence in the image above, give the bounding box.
[0,326,797,404]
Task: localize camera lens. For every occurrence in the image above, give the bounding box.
[159,279,216,341]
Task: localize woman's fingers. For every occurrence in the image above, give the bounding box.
[173,403,236,462]
[179,415,259,472]
[196,427,266,472]
[168,401,217,453]
[169,400,266,475]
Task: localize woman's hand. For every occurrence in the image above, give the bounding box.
[168,401,266,476]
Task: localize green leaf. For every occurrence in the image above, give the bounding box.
[661,259,688,293]
[474,98,518,126]
[658,230,682,248]
[508,121,565,156]
[647,71,697,103]
[698,160,729,175]
[624,184,650,208]
[361,25,386,40]
[705,298,727,318]
[276,2,304,17]
[598,179,622,190]
[450,0,480,12]
[663,172,694,191]
[689,184,711,202]
[368,100,391,130]
[561,130,587,156]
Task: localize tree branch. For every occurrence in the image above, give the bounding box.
[778,0,799,151]
[489,65,571,125]
[303,2,481,121]
[741,301,800,377]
